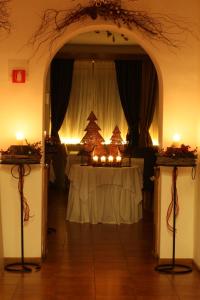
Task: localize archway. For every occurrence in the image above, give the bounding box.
[42,23,163,145]
[41,23,163,257]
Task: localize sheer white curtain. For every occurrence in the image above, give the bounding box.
[59,60,128,144]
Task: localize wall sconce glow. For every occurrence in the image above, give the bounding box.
[16,131,25,144]
[152,138,159,146]
[172,133,181,147]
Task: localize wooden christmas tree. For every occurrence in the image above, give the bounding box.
[93,144,108,157]
[110,126,123,145]
[109,126,124,156]
[108,144,120,157]
[81,111,105,152]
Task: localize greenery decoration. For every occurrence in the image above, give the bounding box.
[30,0,189,53]
[0,0,10,33]
[25,140,42,157]
[0,140,42,158]
[156,144,197,166]
[158,144,197,159]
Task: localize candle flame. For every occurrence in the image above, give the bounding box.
[172,133,181,142]
[16,131,25,141]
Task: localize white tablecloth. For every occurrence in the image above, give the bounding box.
[65,154,82,177]
[66,165,143,224]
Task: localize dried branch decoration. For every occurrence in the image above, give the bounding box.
[30,0,190,52]
[0,0,11,33]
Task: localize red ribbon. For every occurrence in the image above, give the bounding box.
[166,167,179,232]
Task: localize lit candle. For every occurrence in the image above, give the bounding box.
[101,156,106,163]
[116,156,122,162]
[93,155,98,162]
[172,133,181,147]
[16,131,25,145]
[108,155,114,162]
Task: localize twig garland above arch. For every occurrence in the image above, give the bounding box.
[29,0,192,53]
[0,0,11,33]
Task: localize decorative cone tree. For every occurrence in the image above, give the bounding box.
[109,126,124,157]
[110,126,123,145]
[93,144,107,157]
[81,111,105,153]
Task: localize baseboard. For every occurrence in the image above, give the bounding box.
[3,257,42,265]
[193,261,200,271]
[158,258,193,265]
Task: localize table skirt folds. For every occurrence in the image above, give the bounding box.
[66,184,142,224]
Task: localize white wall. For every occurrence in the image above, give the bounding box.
[0,191,4,270]
[159,167,196,259]
[194,163,200,268]
[0,0,200,260]
[0,165,42,258]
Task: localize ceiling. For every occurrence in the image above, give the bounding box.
[68,30,137,46]
[56,31,146,59]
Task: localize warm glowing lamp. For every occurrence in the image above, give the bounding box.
[16,132,25,145]
[60,137,81,144]
[172,133,181,147]
[152,138,159,146]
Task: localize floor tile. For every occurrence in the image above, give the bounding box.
[0,188,199,300]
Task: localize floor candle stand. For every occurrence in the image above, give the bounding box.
[3,162,41,273]
[155,164,194,274]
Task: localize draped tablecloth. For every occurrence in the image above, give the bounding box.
[66,165,143,224]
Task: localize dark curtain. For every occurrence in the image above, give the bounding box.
[115,60,142,147]
[50,58,74,140]
[138,59,158,147]
[50,58,74,189]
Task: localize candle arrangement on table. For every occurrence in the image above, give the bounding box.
[80,111,124,167]
[92,154,122,167]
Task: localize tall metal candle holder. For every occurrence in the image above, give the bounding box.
[2,160,41,273]
[155,156,196,274]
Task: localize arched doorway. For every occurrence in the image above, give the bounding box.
[41,24,163,258]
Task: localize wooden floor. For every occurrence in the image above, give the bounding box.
[1,188,200,299]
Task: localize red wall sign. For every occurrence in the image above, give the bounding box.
[12,70,26,83]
